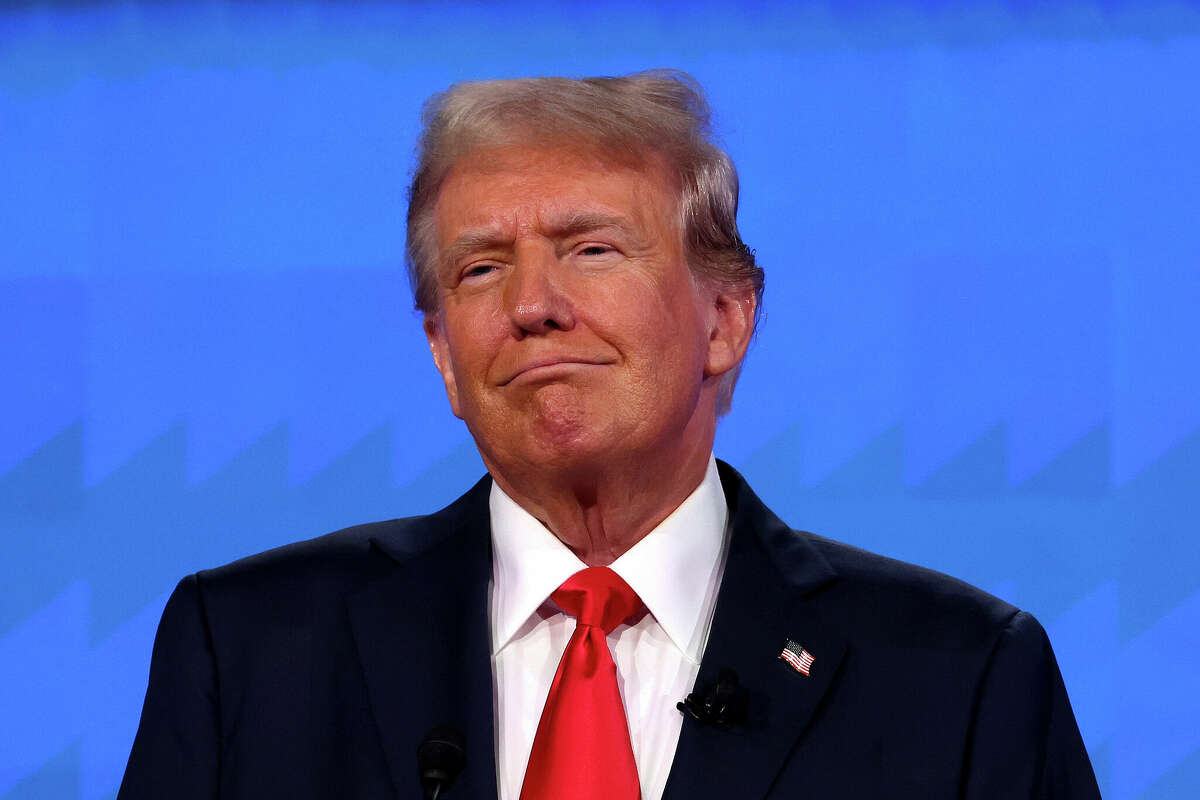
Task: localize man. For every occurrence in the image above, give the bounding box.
[119,71,1101,799]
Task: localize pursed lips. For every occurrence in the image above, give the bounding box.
[498,357,614,386]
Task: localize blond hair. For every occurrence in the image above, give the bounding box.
[406,70,762,413]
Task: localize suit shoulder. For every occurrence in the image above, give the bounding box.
[717,461,1021,646]
[186,518,420,614]
[201,516,421,580]
[194,476,490,603]
[803,531,1021,647]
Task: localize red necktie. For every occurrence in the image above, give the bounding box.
[519,566,643,800]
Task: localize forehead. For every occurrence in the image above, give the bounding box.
[432,145,678,244]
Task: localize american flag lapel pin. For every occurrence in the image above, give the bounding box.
[779,638,815,676]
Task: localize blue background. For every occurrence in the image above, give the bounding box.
[2,2,1199,798]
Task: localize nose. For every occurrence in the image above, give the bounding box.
[503,242,575,337]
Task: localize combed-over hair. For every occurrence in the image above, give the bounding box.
[405,69,763,414]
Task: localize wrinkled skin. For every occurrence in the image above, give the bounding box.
[424,145,755,564]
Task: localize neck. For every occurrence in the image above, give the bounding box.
[484,426,714,566]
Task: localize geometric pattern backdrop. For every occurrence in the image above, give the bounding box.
[3,3,1199,798]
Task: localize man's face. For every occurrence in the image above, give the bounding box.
[424,145,747,476]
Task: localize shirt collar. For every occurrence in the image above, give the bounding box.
[489,456,729,662]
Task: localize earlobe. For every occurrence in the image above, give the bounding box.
[423,314,463,419]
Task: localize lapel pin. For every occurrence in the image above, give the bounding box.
[779,638,815,676]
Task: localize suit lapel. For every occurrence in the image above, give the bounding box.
[346,477,498,800]
[343,464,843,800]
[663,463,847,800]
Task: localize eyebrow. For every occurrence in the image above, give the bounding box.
[544,211,634,240]
[441,230,510,273]
[440,211,640,271]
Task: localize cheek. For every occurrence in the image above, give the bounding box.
[647,284,709,356]
[443,312,506,386]
[622,301,709,384]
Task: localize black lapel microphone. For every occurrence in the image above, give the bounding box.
[677,668,747,728]
[417,726,466,800]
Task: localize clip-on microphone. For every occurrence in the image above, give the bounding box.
[417,726,466,800]
[677,668,747,728]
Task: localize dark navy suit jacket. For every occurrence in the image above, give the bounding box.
[119,462,1101,799]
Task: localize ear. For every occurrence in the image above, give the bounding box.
[703,283,757,379]
[424,313,464,419]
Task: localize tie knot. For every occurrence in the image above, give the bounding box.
[551,566,642,634]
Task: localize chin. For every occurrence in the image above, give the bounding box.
[522,384,614,449]
[476,386,672,474]
[526,420,609,467]
[523,417,632,476]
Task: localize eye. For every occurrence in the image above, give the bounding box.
[574,243,617,257]
[461,262,498,281]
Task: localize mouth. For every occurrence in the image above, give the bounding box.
[499,357,613,386]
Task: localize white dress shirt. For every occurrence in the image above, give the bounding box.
[488,456,730,800]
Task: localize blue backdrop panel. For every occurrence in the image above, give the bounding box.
[2,2,1199,798]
